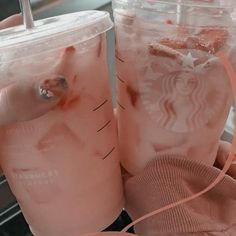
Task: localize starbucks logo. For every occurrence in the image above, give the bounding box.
[139,44,225,133]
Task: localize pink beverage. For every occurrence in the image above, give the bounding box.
[0,11,123,236]
[113,0,236,175]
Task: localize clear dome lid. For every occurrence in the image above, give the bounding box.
[113,0,236,9]
[113,0,236,29]
[0,10,113,62]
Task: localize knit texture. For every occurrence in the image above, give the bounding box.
[125,155,236,236]
[83,233,134,236]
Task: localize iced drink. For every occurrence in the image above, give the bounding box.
[0,11,123,236]
[113,0,236,175]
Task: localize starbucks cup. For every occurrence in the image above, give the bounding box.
[112,0,236,175]
[0,11,123,236]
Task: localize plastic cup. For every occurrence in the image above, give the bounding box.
[112,0,236,175]
[0,11,123,236]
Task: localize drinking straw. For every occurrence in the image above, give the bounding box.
[177,0,185,25]
[19,0,35,29]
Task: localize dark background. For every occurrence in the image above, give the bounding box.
[0,0,20,21]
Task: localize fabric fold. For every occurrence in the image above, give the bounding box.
[125,155,236,235]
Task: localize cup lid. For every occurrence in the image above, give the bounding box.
[0,10,113,62]
[113,0,236,30]
[113,0,236,8]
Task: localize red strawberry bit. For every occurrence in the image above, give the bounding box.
[55,47,79,112]
[66,46,76,53]
[149,43,181,59]
[195,27,229,54]
[159,38,187,50]
[149,44,177,58]
[166,19,174,25]
[126,85,139,107]
[58,76,79,111]
[149,27,228,57]
[57,46,76,75]
[59,94,80,111]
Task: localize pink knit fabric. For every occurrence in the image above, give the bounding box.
[83,233,134,236]
[125,155,236,236]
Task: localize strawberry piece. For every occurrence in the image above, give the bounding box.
[149,44,178,59]
[126,85,139,107]
[149,27,228,57]
[59,94,80,111]
[195,27,229,54]
[159,38,187,50]
[166,19,174,25]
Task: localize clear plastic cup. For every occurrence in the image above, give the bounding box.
[112,0,236,175]
[0,11,123,236]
